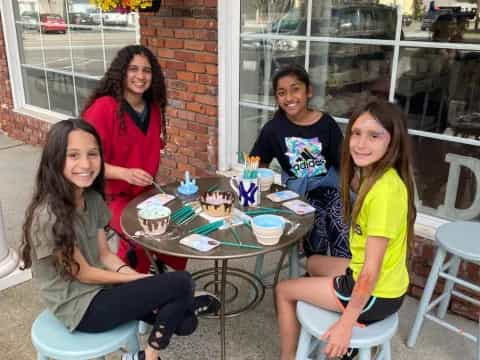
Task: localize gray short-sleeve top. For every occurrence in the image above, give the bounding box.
[31,189,111,331]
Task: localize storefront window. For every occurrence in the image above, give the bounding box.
[238,0,480,222]
[12,0,138,116]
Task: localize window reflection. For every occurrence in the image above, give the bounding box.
[241,1,398,39]
[311,2,397,39]
[310,43,392,116]
[396,48,480,136]
[13,0,138,116]
[239,39,306,106]
[402,0,479,44]
[241,0,304,35]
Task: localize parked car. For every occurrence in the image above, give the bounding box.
[421,7,476,31]
[39,13,67,34]
[269,4,397,39]
[86,8,102,25]
[102,11,128,26]
[67,12,96,30]
[242,4,397,78]
[21,15,38,30]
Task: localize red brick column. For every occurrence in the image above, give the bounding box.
[140,0,218,182]
[0,17,49,145]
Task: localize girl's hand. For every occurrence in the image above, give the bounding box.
[124,168,153,187]
[321,318,353,358]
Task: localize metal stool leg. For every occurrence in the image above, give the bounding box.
[288,243,300,279]
[295,327,313,359]
[407,246,447,347]
[254,254,265,279]
[437,255,461,319]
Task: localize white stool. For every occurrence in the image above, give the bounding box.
[407,221,480,360]
[296,301,398,360]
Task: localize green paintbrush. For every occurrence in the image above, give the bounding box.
[189,220,224,234]
[219,241,262,250]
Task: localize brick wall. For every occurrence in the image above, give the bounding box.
[0,16,49,145]
[140,0,218,183]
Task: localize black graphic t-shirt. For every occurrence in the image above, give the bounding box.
[250,112,343,178]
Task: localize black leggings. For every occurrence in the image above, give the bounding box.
[76,271,198,350]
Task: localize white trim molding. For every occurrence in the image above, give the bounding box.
[218,0,240,171]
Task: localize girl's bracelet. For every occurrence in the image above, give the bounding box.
[116,264,129,273]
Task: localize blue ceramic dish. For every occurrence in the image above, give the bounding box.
[252,214,284,229]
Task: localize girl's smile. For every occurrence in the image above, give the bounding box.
[349,111,391,170]
[63,129,101,192]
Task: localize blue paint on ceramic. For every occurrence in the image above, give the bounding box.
[257,168,274,178]
[252,214,284,229]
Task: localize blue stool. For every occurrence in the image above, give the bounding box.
[407,221,480,360]
[31,310,140,360]
[296,301,398,360]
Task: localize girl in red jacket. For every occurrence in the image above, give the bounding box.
[83,45,186,273]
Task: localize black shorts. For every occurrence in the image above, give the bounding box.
[331,268,404,325]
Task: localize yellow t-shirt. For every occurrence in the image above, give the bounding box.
[349,168,409,298]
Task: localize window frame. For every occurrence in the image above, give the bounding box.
[0,1,140,122]
[218,0,480,239]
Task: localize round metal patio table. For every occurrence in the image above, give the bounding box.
[120,176,313,360]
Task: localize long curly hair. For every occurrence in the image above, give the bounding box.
[82,45,167,140]
[340,98,417,250]
[19,119,105,278]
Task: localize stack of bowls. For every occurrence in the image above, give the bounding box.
[138,205,171,236]
[257,168,274,192]
[251,214,285,246]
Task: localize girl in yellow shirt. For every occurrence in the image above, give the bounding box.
[276,98,416,359]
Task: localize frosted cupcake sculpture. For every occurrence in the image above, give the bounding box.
[200,191,234,217]
[138,205,171,235]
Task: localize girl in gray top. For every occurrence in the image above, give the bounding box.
[20,119,220,360]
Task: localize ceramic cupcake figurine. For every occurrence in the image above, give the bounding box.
[138,205,171,235]
[199,191,234,217]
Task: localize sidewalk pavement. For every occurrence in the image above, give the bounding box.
[0,133,477,359]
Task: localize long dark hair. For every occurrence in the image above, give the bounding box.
[82,45,167,140]
[19,119,105,278]
[272,63,311,119]
[340,98,417,250]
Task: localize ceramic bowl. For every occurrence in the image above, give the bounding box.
[252,214,285,245]
[138,205,171,236]
[257,168,274,192]
[199,191,234,217]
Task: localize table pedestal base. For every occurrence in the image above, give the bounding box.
[192,260,265,360]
